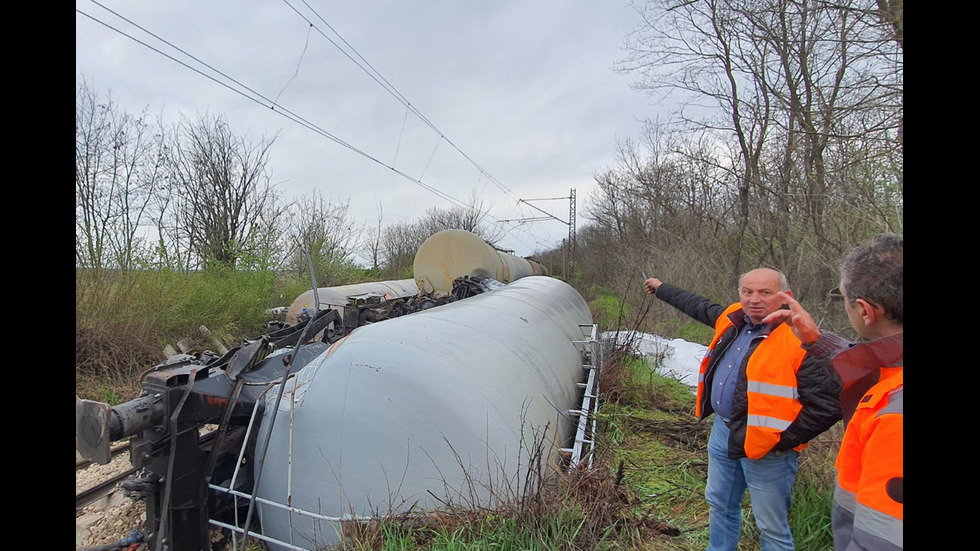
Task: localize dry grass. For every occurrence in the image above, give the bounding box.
[75,323,162,402]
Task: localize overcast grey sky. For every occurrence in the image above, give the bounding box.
[76,0,664,258]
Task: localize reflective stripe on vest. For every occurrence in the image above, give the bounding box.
[835,370,903,547]
[834,479,903,548]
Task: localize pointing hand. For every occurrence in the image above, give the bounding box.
[763,291,821,345]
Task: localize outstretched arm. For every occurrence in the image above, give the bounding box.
[646,279,725,328]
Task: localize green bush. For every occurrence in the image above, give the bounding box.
[589,290,628,329]
[76,269,182,401]
[76,265,281,401]
[158,263,275,341]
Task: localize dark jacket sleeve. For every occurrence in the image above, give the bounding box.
[653,283,726,328]
[803,331,853,359]
[774,349,843,450]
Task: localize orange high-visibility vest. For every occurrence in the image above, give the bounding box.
[834,366,903,548]
[697,303,807,459]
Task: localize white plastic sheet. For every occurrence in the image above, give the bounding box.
[602,330,708,389]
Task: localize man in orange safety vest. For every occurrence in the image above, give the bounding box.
[764,233,903,550]
[644,268,842,550]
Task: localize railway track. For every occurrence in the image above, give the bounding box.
[75,441,131,472]
[76,442,134,510]
[76,430,219,511]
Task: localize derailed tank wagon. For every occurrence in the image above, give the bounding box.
[76,230,601,551]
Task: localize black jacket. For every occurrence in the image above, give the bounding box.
[654,282,842,458]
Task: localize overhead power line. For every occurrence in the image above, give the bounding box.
[77,2,473,212]
[77,1,569,254]
[286,0,518,202]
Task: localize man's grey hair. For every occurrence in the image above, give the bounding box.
[840,233,903,325]
[738,269,790,291]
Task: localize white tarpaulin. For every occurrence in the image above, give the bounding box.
[602,331,709,389]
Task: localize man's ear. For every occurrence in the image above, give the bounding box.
[783,290,793,298]
[855,298,878,326]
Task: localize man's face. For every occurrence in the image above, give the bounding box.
[738,269,788,325]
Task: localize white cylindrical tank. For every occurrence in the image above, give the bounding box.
[252,276,592,550]
[285,279,418,326]
[413,229,547,295]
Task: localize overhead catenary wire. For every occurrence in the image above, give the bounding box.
[284,0,553,249]
[77,1,570,254]
[76,3,473,213]
[273,22,314,105]
[286,0,518,201]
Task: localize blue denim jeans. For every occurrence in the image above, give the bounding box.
[705,414,799,551]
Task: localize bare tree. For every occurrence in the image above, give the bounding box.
[585,127,738,299]
[875,0,902,51]
[284,190,362,284]
[75,77,166,271]
[417,191,504,245]
[377,192,503,277]
[158,114,282,270]
[287,191,360,267]
[875,0,902,149]
[243,184,291,271]
[615,0,902,290]
[363,199,385,271]
[617,0,778,280]
[562,0,902,339]
[379,219,426,278]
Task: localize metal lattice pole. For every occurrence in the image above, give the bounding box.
[568,188,576,273]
